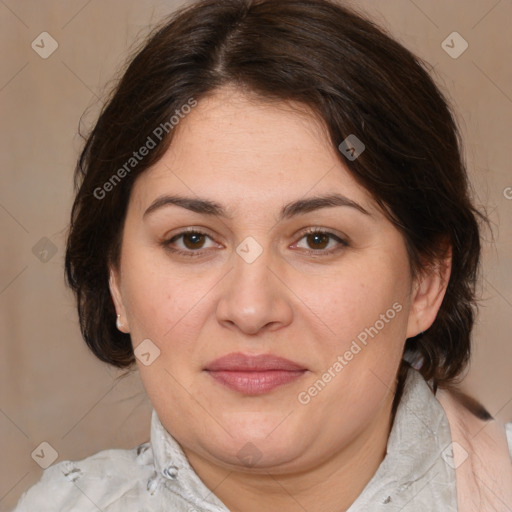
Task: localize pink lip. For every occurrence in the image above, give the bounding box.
[204,353,307,395]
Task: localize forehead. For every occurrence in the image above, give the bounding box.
[130,87,376,215]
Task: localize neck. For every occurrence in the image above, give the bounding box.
[183,389,397,512]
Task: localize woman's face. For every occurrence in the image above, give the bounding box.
[110,86,439,474]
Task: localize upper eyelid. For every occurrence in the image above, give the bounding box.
[167,227,343,240]
[165,227,215,241]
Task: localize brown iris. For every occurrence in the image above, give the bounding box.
[182,232,206,250]
[306,232,329,250]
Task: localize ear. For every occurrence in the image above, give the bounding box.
[406,245,452,338]
[109,266,130,333]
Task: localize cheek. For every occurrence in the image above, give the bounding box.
[294,266,411,414]
[293,259,410,343]
[120,246,213,338]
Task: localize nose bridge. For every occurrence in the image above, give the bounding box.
[231,235,276,305]
[216,235,293,334]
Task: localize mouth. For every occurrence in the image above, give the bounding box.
[203,352,308,395]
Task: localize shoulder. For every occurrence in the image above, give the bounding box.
[436,386,512,458]
[436,387,512,509]
[12,443,154,511]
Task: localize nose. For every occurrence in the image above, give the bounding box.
[215,241,294,335]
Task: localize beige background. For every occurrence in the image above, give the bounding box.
[1,0,511,509]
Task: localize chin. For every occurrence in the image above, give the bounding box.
[212,440,303,472]
[198,421,308,469]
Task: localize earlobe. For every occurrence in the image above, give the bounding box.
[109,267,130,333]
[406,247,452,339]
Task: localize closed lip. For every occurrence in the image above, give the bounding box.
[204,352,307,372]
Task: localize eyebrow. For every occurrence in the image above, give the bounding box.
[143,193,370,220]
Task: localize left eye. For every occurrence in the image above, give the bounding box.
[294,230,346,252]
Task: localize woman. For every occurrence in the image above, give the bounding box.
[13,0,512,510]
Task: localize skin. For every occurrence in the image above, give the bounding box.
[109,86,451,512]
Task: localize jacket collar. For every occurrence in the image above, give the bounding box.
[347,367,457,510]
[150,409,229,511]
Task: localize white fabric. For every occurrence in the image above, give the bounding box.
[12,368,512,511]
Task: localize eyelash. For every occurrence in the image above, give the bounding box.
[162,227,348,258]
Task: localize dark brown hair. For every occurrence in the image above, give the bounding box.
[65,0,486,390]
